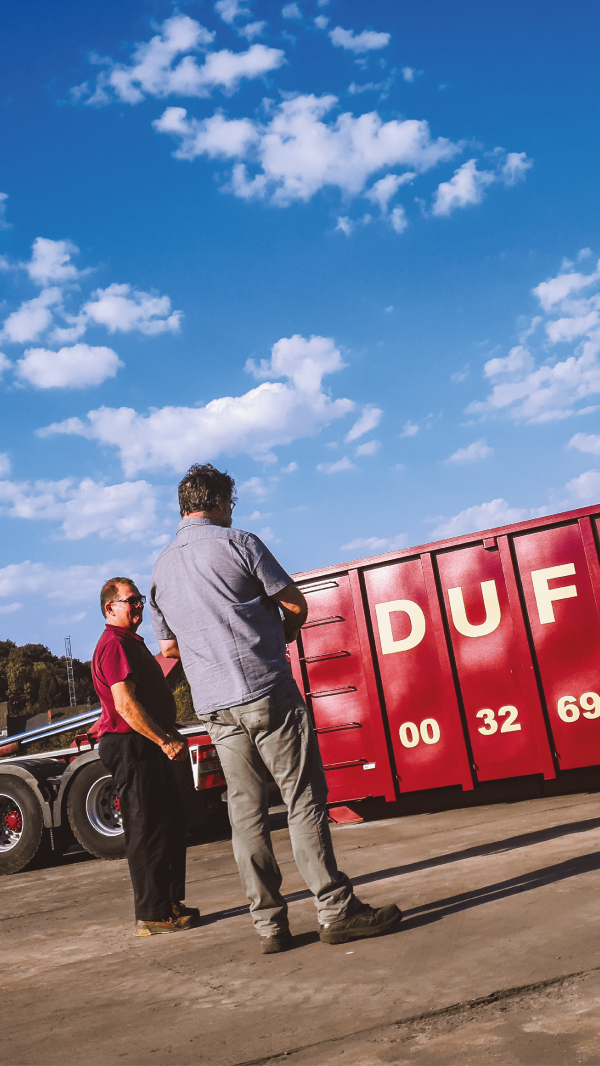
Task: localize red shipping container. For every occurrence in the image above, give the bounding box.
[290,503,600,804]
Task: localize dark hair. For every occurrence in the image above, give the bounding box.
[100,577,137,618]
[178,463,237,518]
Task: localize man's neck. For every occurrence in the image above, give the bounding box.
[105,619,141,635]
[182,508,229,527]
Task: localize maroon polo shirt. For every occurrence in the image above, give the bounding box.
[92,624,177,737]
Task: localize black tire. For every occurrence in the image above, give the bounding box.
[0,775,45,875]
[67,761,126,860]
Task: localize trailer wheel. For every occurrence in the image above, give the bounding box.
[0,776,45,875]
[67,762,126,860]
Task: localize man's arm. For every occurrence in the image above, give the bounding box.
[111,676,187,761]
[159,638,181,660]
[270,583,308,644]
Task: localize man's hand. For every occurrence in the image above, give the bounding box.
[160,736,188,761]
[270,583,308,644]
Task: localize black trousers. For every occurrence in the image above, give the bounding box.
[99,732,187,920]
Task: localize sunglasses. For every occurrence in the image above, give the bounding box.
[109,595,146,607]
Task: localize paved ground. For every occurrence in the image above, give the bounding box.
[2,791,600,1065]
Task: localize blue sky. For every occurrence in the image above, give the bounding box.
[1,0,600,660]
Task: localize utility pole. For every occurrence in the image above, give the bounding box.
[64,636,77,707]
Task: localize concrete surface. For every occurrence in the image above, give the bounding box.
[2,791,600,1065]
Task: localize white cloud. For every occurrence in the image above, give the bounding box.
[24,238,81,286]
[49,611,87,626]
[385,305,393,313]
[246,333,346,390]
[345,405,382,441]
[402,67,415,82]
[0,603,21,615]
[215,0,250,24]
[329,27,390,54]
[562,469,600,506]
[401,421,419,437]
[0,192,10,230]
[73,15,284,106]
[390,205,408,233]
[432,499,543,539]
[356,439,380,456]
[16,344,122,389]
[317,456,356,473]
[282,3,302,18]
[0,353,10,377]
[314,15,329,29]
[340,533,407,554]
[431,159,496,217]
[568,432,600,456]
[533,260,600,312]
[257,525,281,543]
[0,454,10,477]
[281,461,298,472]
[444,439,493,464]
[82,283,182,335]
[347,76,395,96]
[467,253,600,423]
[39,334,355,474]
[156,93,460,205]
[367,173,407,213]
[153,107,259,159]
[0,560,148,605]
[243,509,271,520]
[336,216,353,236]
[0,477,158,540]
[501,151,533,186]
[239,476,270,499]
[432,153,532,217]
[237,22,267,41]
[1,288,62,344]
[1,237,180,349]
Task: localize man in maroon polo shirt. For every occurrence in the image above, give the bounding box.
[93,576,199,936]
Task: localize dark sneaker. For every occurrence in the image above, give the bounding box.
[260,929,294,955]
[134,918,185,936]
[171,901,201,929]
[319,903,402,945]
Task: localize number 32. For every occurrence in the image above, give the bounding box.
[476,706,521,735]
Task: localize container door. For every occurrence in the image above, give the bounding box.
[436,542,555,782]
[514,519,600,770]
[363,556,473,792]
[291,574,396,803]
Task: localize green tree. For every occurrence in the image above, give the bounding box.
[0,641,96,715]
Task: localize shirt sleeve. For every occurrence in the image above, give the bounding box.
[98,637,135,688]
[243,534,293,596]
[148,572,176,641]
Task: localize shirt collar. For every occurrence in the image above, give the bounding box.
[177,516,217,532]
[104,624,144,642]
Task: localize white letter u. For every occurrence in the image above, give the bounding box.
[447,580,501,638]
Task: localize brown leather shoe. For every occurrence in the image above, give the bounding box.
[260,929,293,954]
[171,901,201,929]
[134,918,185,936]
[319,903,402,944]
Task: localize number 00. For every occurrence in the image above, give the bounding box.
[399,718,441,748]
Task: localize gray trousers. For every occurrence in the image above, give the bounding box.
[203,675,357,936]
